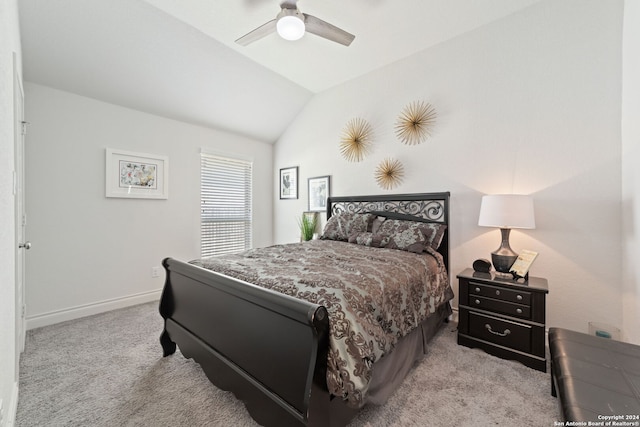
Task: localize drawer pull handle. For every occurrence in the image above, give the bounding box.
[475,287,481,293]
[475,299,481,305]
[516,308,523,314]
[495,290,500,296]
[485,324,511,337]
[517,295,523,301]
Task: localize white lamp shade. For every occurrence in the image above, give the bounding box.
[277,15,305,40]
[478,194,535,229]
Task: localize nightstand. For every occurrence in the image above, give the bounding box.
[457,268,549,372]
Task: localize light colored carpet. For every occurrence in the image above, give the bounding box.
[16,302,561,426]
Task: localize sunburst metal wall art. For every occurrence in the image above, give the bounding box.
[395,101,437,145]
[340,117,373,162]
[374,158,404,190]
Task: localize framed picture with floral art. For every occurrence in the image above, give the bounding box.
[105,148,168,199]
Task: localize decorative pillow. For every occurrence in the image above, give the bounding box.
[321,212,374,241]
[348,231,391,248]
[370,216,386,234]
[422,223,447,250]
[375,219,430,253]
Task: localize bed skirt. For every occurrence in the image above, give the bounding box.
[365,302,452,405]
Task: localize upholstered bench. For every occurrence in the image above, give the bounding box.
[549,327,640,422]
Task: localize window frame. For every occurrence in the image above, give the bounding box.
[200,151,253,258]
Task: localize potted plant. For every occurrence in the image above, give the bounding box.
[298,212,318,241]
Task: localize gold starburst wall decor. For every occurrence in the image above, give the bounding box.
[374,158,404,190]
[340,117,373,162]
[395,101,437,145]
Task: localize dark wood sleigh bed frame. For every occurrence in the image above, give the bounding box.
[159,192,451,426]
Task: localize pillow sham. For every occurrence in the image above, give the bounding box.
[422,222,447,250]
[373,219,446,252]
[321,212,374,241]
[376,219,430,253]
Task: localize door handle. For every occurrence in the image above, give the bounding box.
[19,241,31,250]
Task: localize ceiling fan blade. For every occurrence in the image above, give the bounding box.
[303,14,355,46]
[235,19,277,46]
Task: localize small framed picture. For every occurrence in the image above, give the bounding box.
[105,148,168,199]
[308,175,331,212]
[279,166,298,199]
[509,250,539,279]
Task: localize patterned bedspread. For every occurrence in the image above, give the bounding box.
[191,239,453,407]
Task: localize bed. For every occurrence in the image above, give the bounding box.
[159,192,453,426]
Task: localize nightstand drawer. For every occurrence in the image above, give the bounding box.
[469,295,531,319]
[467,311,532,354]
[468,281,531,305]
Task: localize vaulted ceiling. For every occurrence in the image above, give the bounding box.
[18,0,541,142]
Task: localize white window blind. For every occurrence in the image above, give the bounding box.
[200,153,252,257]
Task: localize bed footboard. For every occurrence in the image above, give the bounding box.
[159,257,339,427]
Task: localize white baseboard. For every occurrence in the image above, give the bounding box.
[450,306,459,323]
[1,381,19,427]
[26,289,162,330]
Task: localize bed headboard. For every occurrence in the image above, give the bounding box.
[326,192,450,273]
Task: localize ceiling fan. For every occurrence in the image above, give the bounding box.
[235,0,355,47]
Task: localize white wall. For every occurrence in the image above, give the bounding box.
[24,83,273,327]
[0,0,21,423]
[273,0,624,335]
[622,0,640,344]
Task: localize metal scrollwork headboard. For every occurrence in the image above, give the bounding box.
[329,199,446,223]
[326,192,451,272]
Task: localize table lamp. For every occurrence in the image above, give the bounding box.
[478,194,535,273]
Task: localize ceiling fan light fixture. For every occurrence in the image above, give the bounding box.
[276,9,305,41]
[235,2,354,47]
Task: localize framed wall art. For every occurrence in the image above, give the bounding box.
[279,166,298,200]
[308,175,331,212]
[105,148,168,199]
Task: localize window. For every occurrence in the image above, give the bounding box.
[200,153,252,257]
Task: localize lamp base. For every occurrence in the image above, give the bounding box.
[491,228,518,273]
[491,252,518,274]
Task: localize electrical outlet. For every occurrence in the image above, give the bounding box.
[151,266,162,278]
